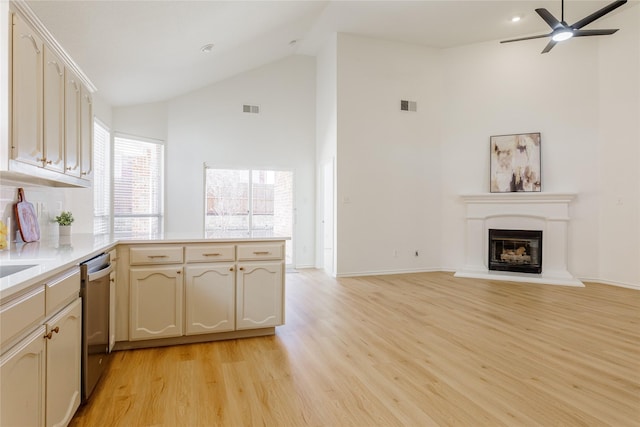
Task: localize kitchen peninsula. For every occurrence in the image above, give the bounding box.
[1,233,287,425]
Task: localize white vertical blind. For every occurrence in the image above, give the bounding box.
[113,136,164,236]
[93,119,111,234]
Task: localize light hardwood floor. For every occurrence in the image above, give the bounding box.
[70,270,640,426]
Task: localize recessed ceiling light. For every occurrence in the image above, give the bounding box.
[511,16,522,22]
[200,43,215,53]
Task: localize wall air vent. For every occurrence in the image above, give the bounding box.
[400,100,417,112]
[243,104,260,114]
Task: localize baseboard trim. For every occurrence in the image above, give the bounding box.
[337,268,441,278]
[331,269,638,290]
[579,277,640,291]
[113,327,276,351]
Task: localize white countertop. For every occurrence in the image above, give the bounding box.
[0,232,289,300]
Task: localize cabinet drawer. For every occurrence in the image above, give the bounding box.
[1,286,45,349]
[130,246,184,265]
[46,269,80,316]
[237,243,284,261]
[185,245,235,263]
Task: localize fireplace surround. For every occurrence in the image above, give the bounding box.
[455,193,583,286]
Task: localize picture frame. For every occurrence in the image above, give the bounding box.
[490,132,541,193]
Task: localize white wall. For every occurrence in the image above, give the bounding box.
[596,5,640,287]
[166,55,316,267]
[439,6,639,286]
[335,34,443,276]
[112,102,168,142]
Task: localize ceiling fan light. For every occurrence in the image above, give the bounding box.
[552,30,573,42]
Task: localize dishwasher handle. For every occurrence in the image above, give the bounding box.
[88,264,113,281]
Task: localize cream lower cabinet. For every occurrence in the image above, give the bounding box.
[45,298,81,427]
[236,262,284,329]
[185,263,235,335]
[119,241,285,347]
[129,266,184,340]
[0,325,47,427]
[0,268,81,427]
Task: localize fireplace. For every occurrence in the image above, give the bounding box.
[456,193,582,286]
[488,229,542,274]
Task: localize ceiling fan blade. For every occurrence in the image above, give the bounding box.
[572,29,619,37]
[500,33,551,44]
[535,8,563,30]
[571,0,627,29]
[541,40,558,54]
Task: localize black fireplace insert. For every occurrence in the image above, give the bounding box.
[488,229,542,274]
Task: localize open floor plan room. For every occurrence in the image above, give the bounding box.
[70,270,640,426]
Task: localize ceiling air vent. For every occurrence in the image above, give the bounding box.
[400,100,417,112]
[243,104,260,114]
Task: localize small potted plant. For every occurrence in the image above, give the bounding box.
[55,211,74,236]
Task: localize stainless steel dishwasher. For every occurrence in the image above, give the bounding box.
[80,252,112,403]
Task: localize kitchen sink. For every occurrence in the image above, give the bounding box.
[0,264,38,278]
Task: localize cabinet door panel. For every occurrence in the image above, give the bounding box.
[129,267,183,340]
[46,298,81,427]
[64,70,81,177]
[236,262,283,329]
[12,14,43,166]
[80,86,93,178]
[43,46,65,173]
[0,325,46,427]
[185,264,235,335]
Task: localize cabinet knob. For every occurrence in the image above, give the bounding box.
[229,267,234,272]
[239,267,244,271]
[44,326,60,339]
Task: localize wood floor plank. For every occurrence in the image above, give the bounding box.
[70,271,640,426]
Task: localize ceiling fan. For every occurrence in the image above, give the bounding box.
[501,0,627,53]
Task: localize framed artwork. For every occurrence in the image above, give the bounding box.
[490,132,541,193]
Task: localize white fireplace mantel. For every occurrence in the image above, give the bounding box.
[455,192,584,287]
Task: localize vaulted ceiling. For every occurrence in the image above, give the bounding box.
[25,0,637,107]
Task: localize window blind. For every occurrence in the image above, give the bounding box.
[113,136,164,236]
[93,120,111,234]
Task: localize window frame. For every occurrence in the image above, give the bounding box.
[92,118,112,235]
[203,164,295,265]
[113,133,165,236]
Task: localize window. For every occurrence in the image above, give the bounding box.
[205,167,293,264]
[93,119,111,234]
[113,135,164,236]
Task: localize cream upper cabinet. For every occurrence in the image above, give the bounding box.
[0,325,47,427]
[185,263,236,335]
[11,13,43,167]
[5,10,94,187]
[64,69,81,177]
[129,266,184,340]
[80,85,93,179]
[45,297,81,427]
[42,46,65,173]
[236,261,284,330]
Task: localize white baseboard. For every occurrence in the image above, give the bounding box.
[336,267,441,278]
[579,277,640,291]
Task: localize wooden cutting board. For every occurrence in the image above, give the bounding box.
[14,188,40,242]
